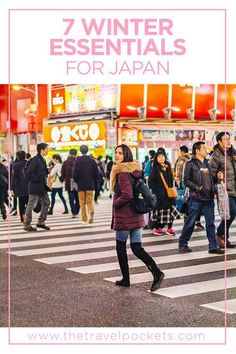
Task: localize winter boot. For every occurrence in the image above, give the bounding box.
[115,240,130,287]
[131,242,164,292]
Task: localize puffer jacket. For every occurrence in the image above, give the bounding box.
[209,144,236,197]
[174,154,190,181]
[183,157,215,200]
[110,161,145,231]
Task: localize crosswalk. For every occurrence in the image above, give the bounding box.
[1,201,236,315]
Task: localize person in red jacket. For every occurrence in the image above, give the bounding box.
[110,144,164,292]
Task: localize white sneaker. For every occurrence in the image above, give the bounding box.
[82,221,87,225]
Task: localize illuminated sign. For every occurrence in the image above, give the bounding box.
[43,121,106,147]
[65,84,117,113]
[52,95,64,105]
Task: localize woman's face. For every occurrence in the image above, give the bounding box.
[157,154,165,164]
[115,147,124,163]
[52,158,58,164]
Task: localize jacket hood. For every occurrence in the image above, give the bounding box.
[110,160,142,193]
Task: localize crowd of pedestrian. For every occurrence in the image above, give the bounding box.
[0,130,235,292]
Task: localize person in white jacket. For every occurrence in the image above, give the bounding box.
[48,154,68,215]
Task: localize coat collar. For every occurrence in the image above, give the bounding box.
[110,161,142,193]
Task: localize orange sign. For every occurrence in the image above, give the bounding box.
[43,121,106,144]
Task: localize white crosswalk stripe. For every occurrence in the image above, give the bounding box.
[1,205,236,314]
[150,277,236,298]
[201,299,236,314]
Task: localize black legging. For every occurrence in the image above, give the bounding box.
[50,188,68,211]
[157,222,173,229]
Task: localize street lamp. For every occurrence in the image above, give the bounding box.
[13,85,38,111]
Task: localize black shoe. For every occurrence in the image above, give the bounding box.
[178,245,192,252]
[1,209,7,220]
[115,278,130,287]
[150,271,165,292]
[36,224,50,230]
[47,209,53,215]
[208,248,225,254]
[226,242,236,249]
[72,214,77,218]
[62,210,69,214]
[195,222,205,230]
[24,225,37,232]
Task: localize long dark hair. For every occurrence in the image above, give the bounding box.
[52,154,62,164]
[115,144,133,162]
[152,152,166,168]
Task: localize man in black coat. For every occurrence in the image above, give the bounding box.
[73,145,99,224]
[0,161,8,220]
[23,143,50,232]
[11,151,29,223]
[178,142,224,254]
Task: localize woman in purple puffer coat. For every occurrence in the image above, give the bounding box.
[110,144,164,292]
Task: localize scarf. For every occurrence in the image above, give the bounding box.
[110,160,142,193]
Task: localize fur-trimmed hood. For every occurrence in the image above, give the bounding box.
[110,160,142,193]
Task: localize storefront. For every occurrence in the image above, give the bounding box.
[43,83,118,160]
[118,122,227,163]
[117,84,235,164]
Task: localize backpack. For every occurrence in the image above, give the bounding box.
[128,175,157,214]
[23,158,32,181]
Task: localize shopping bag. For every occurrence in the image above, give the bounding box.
[216,182,230,220]
[176,188,184,211]
[47,174,57,190]
[70,178,78,191]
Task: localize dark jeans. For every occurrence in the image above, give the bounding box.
[19,195,29,222]
[179,197,218,250]
[217,196,236,240]
[68,190,80,215]
[94,184,100,202]
[13,197,17,210]
[50,188,68,211]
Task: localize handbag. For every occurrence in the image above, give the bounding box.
[176,188,184,211]
[160,172,178,199]
[47,174,57,190]
[33,200,42,213]
[70,178,78,191]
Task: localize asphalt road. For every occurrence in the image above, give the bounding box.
[0,195,236,328]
